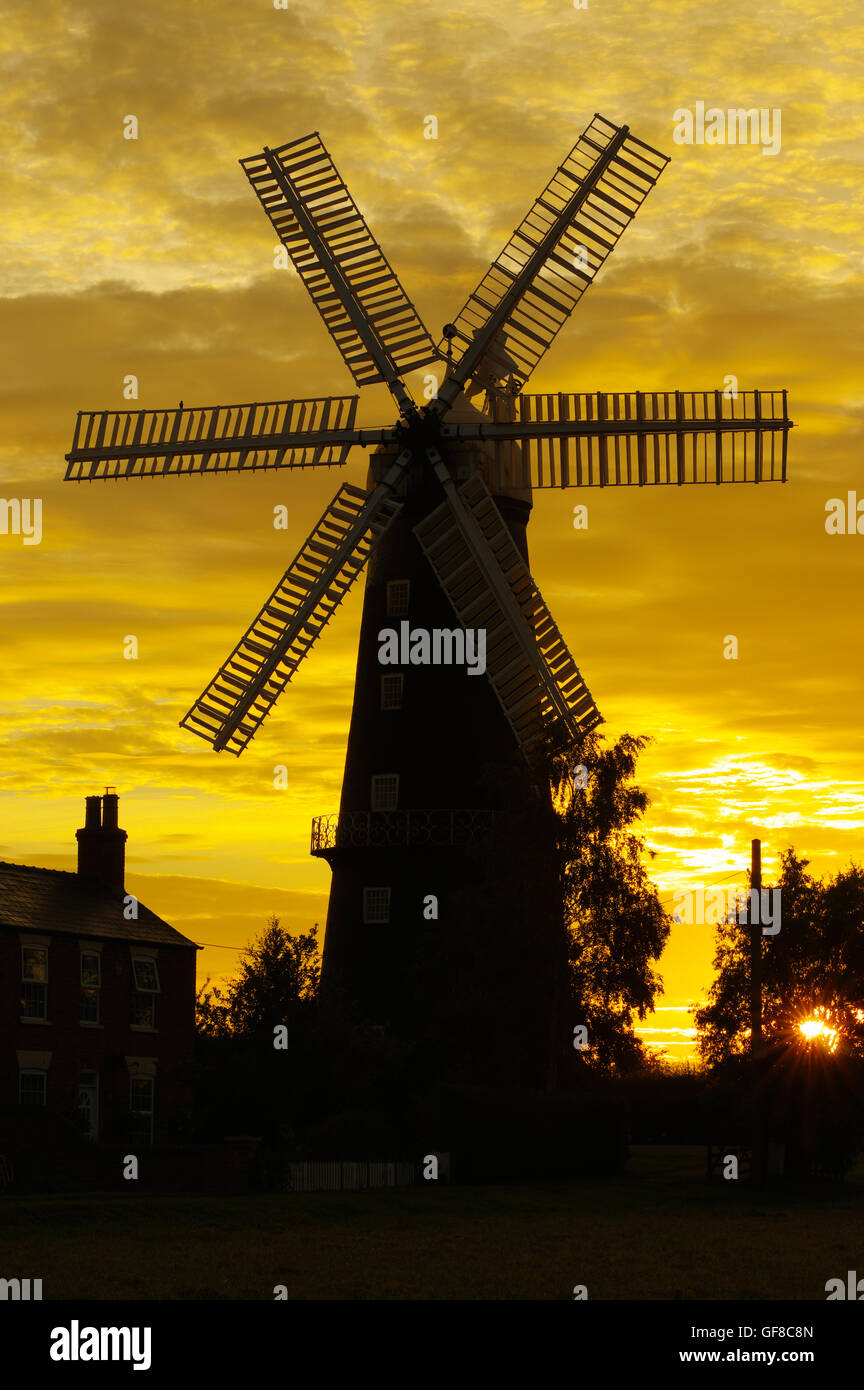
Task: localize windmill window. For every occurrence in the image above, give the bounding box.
[380,674,404,710]
[371,773,399,811]
[386,580,410,617]
[21,946,48,1021]
[363,887,391,924]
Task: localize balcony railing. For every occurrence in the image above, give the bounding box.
[310,809,494,855]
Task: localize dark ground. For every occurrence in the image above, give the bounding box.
[4,1146,862,1299]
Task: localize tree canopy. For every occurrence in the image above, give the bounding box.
[696,848,864,1066]
[546,731,671,1075]
[196,917,320,1041]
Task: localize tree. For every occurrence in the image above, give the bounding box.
[192,919,321,1146]
[696,848,864,1066]
[546,731,672,1077]
[196,917,320,1040]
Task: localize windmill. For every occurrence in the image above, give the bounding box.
[65,114,792,1079]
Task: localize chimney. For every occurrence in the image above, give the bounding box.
[76,790,127,891]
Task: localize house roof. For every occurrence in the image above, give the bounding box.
[0,862,198,949]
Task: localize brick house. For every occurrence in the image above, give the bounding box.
[0,793,199,1147]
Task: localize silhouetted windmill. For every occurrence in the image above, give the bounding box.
[65,114,792,1072]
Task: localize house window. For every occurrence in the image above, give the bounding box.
[129,1077,154,1146]
[371,773,399,811]
[80,951,101,1024]
[363,887,391,924]
[132,958,159,992]
[21,946,47,1020]
[386,579,410,617]
[132,993,156,1028]
[380,674,404,710]
[131,956,160,1029]
[19,1071,47,1106]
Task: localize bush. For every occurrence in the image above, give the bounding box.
[702,1046,864,1179]
[0,1105,89,1191]
[616,1065,707,1143]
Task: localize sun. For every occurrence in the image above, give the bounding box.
[797,1011,839,1052]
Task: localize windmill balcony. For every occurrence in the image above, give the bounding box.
[310,809,494,856]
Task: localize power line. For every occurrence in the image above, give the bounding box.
[656,867,749,904]
[195,926,320,952]
[195,940,249,951]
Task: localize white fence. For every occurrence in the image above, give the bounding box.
[284,1160,416,1193]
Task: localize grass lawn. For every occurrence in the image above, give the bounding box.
[3,1147,862,1299]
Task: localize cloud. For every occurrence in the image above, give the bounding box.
[2,0,863,1060]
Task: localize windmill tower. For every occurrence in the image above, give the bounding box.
[65,114,792,1085]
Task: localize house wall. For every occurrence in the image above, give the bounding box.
[0,929,196,1146]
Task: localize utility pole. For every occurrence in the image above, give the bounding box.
[749,838,766,1184]
[750,838,763,1053]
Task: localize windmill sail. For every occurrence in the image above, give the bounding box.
[473,389,792,490]
[436,114,668,403]
[65,397,359,480]
[182,461,409,755]
[415,462,601,753]
[240,135,439,402]
[62,117,794,775]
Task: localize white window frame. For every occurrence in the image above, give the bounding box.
[371,773,399,811]
[131,955,160,1031]
[131,957,160,992]
[363,887,391,924]
[19,1070,47,1106]
[21,946,47,1021]
[386,579,410,617]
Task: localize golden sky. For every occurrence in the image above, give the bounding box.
[2,0,862,1059]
